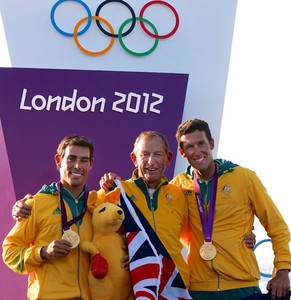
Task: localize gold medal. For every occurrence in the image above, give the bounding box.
[62,229,80,248]
[199,242,217,260]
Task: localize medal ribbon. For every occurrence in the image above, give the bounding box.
[193,164,218,242]
[56,181,89,232]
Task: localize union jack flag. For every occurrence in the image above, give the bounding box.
[115,180,192,300]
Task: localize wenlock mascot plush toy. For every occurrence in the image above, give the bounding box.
[82,194,134,300]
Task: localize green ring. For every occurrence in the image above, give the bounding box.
[118,17,159,56]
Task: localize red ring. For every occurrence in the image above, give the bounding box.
[139,1,179,39]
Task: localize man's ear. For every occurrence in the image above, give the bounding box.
[166,151,173,166]
[89,158,94,170]
[178,147,186,158]
[210,138,215,150]
[54,154,61,170]
[130,152,138,167]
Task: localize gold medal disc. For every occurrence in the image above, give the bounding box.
[62,229,80,248]
[199,242,217,260]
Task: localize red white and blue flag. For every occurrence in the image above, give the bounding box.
[115,180,192,300]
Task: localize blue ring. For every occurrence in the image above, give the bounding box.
[51,0,92,37]
[254,239,272,278]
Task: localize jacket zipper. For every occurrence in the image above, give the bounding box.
[150,194,157,232]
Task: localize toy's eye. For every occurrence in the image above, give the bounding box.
[98,207,106,213]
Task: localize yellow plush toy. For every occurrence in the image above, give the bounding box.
[82,199,134,300]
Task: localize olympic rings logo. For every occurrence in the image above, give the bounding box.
[50,0,179,56]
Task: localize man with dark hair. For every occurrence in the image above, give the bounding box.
[172,118,291,300]
[3,135,94,300]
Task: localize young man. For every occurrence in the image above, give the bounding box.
[172,118,291,300]
[3,135,94,299]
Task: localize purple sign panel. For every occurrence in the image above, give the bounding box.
[0,67,188,298]
[0,67,188,199]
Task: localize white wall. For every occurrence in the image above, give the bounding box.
[218,0,291,291]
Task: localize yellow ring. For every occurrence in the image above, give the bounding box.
[73,16,115,56]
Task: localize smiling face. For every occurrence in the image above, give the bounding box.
[178,130,215,180]
[55,144,93,197]
[131,135,172,189]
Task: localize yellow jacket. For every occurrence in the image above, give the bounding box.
[171,160,291,291]
[2,183,92,300]
[96,170,190,288]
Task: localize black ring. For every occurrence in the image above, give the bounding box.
[95,0,136,38]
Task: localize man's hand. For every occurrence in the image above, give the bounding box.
[40,240,72,260]
[12,194,33,221]
[267,269,290,299]
[244,229,256,250]
[99,172,121,192]
[120,254,130,271]
[120,244,129,271]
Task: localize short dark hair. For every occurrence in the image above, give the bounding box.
[176,119,212,148]
[56,135,94,161]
